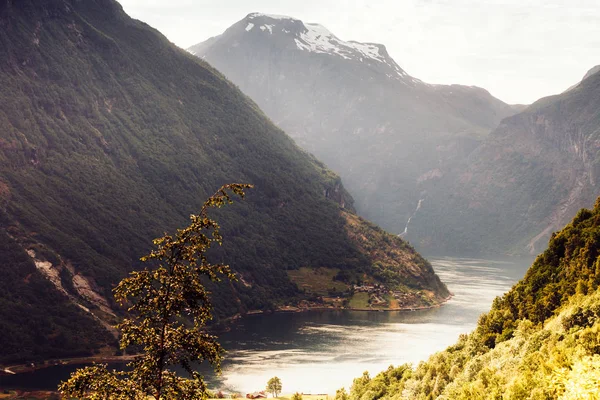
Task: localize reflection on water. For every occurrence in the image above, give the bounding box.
[0,257,532,393]
[210,257,531,393]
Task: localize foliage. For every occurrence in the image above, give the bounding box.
[58,184,251,399]
[286,212,450,307]
[266,377,282,398]
[334,388,348,400]
[345,200,600,398]
[287,267,349,296]
[477,200,600,348]
[347,292,600,399]
[291,392,302,400]
[342,212,449,300]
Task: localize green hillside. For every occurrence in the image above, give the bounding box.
[0,0,447,364]
[347,199,600,398]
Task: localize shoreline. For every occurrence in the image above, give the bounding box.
[212,292,455,332]
[232,293,454,317]
[0,294,453,377]
[0,355,137,377]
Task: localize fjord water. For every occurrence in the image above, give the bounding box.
[0,258,531,392]
[210,257,530,393]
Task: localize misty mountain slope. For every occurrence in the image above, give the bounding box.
[188,12,518,235]
[565,64,600,92]
[583,65,600,80]
[410,67,600,255]
[0,0,447,363]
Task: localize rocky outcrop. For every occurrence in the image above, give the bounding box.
[26,249,117,330]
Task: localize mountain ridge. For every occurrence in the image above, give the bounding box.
[189,12,418,85]
[565,64,600,92]
[189,13,519,238]
[411,67,600,255]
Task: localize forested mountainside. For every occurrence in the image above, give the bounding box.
[0,0,447,364]
[411,67,600,256]
[347,199,600,399]
[189,13,518,238]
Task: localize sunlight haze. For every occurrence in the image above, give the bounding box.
[118,0,600,105]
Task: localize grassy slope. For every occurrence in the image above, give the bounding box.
[287,212,450,308]
[343,212,449,303]
[347,199,600,399]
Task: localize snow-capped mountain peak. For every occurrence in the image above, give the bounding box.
[242,12,411,81]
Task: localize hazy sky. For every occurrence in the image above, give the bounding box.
[118,0,599,105]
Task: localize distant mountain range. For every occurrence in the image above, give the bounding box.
[411,66,600,255]
[190,13,600,256]
[0,1,447,364]
[189,13,520,240]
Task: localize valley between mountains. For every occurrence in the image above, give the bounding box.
[0,0,447,366]
[1,1,600,399]
[191,12,600,257]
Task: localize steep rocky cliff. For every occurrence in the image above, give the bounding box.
[411,67,600,255]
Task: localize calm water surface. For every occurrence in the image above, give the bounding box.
[0,257,531,393]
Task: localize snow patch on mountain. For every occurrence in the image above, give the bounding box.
[294,22,408,78]
[248,12,292,20]
[245,22,254,32]
[260,24,274,34]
